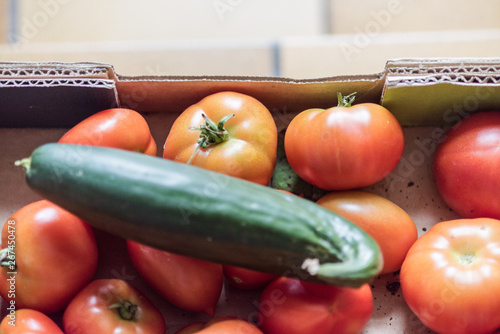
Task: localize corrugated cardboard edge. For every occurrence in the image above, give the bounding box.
[381,57,500,126]
[2,58,500,128]
[0,62,120,127]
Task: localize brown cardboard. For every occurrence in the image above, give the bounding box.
[116,73,385,115]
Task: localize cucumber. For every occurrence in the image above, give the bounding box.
[16,143,382,287]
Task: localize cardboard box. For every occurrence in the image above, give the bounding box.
[1,58,500,333]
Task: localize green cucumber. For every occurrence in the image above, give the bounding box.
[17,143,382,287]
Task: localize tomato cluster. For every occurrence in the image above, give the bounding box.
[3,91,499,334]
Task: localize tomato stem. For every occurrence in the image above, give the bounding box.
[109,300,138,321]
[0,248,16,270]
[187,113,235,164]
[14,157,31,173]
[337,92,357,107]
[459,252,476,265]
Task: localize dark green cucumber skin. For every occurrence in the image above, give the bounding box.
[22,143,382,287]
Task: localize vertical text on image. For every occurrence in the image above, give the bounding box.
[2,219,17,326]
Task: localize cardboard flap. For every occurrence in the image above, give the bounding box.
[115,73,385,115]
[381,58,500,126]
[0,62,120,128]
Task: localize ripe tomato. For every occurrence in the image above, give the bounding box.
[0,309,63,334]
[260,277,373,334]
[223,265,277,290]
[163,91,278,185]
[316,190,417,274]
[284,93,404,190]
[175,322,206,334]
[127,240,223,316]
[0,200,98,313]
[433,111,500,219]
[400,218,500,334]
[63,279,166,334]
[188,316,264,334]
[58,108,157,156]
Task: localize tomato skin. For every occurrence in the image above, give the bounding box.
[0,200,98,313]
[0,309,63,334]
[163,91,278,185]
[58,108,157,156]
[193,317,263,334]
[317,190,417,274]
[433,111,500,219]
[400,218,500,334]
[175,322,206,334]
[259,277,373,334]
[62,279,166,334]
[223,265,277,290]
[284,102,404,190]
[127,240,223,316]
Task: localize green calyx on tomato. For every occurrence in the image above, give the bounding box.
[337,92,356,107]
[109,300,139,321]
[0,248,15,270]
[187,113,235,164]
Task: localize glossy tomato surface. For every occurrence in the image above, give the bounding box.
[259,277,373,334]
[193,317,263,334]
[0,200,98,313]
[58,108,157,156]
[0,309,63,334]
[223,265,277,290]
[401,218,500,334]
[284,96,404,190]
[317,190,417,274]
[127,240,223,316]
[433,111,500,219]
[63,279,166,334]
[163,91,277,185]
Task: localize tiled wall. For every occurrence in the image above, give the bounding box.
[1,0,500,78]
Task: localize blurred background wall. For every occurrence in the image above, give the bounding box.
[0,0,499,78]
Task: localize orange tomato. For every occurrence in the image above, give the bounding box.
[127,240,223,316]
[163,91,277,185]
[259,277,372,334]
[401,218,500,334]
[0,309,63,334]
[59,108,157,156]
[189,317,263,334]
[284,93,404,190]
[316,190,417,274]
[0,200,98,313]
[223,265,277,290]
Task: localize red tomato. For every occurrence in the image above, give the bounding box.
[259,277,373,334]
[58,108,157,156]
[223,265,277,290]
[401,218,500,334]
[193,317,263,334]
[433,111,500,219]
[163,91,278,185]
[0,309,63,334]
[316,190,417,274]
[62,278,166,334]
[284,93,404,190]
[175,322,206,334]
[0,200,98,313]
[127,240,223,316]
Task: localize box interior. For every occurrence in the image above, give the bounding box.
[1,58,499,333]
